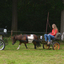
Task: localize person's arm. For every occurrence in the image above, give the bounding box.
[50,29,58,36]
[49,32,52,34]
[54,29,58,36]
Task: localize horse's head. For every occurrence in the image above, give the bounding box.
[12,36,16,45]
[11,30,16,45]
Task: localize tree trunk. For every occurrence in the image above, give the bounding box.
[60,10,64,33]
[62,0,64,4]
[60,0,64,40]
[11,0,17,31]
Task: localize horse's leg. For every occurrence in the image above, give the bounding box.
[24,43,28,49]
[33,42,36,49]
[17,42,21,50]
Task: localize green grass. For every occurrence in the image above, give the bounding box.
[0,40,64,64]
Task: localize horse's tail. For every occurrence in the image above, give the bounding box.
[34,35,41,47]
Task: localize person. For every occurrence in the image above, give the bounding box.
[44,24,58,44]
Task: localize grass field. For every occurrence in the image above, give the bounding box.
[0,40,64,64]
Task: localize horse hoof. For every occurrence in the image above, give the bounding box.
[34,48,36,49]
[26,48,28,49]
[17,48,19,50]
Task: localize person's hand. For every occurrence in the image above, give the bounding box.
[49,32,52,34]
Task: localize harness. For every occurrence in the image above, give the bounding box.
[27,34,34,43]
[26,35,28,43]
[20,35,28,43]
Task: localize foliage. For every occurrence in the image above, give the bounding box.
[0,0,63,32]
[0,0,12,29]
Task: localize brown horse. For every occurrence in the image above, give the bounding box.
[11,31,41,50]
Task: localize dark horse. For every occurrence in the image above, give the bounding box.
[11,31,41,50]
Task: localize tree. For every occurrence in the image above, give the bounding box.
[0,0,63,32]
[11,0,17,31]
[61,0,64,33]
